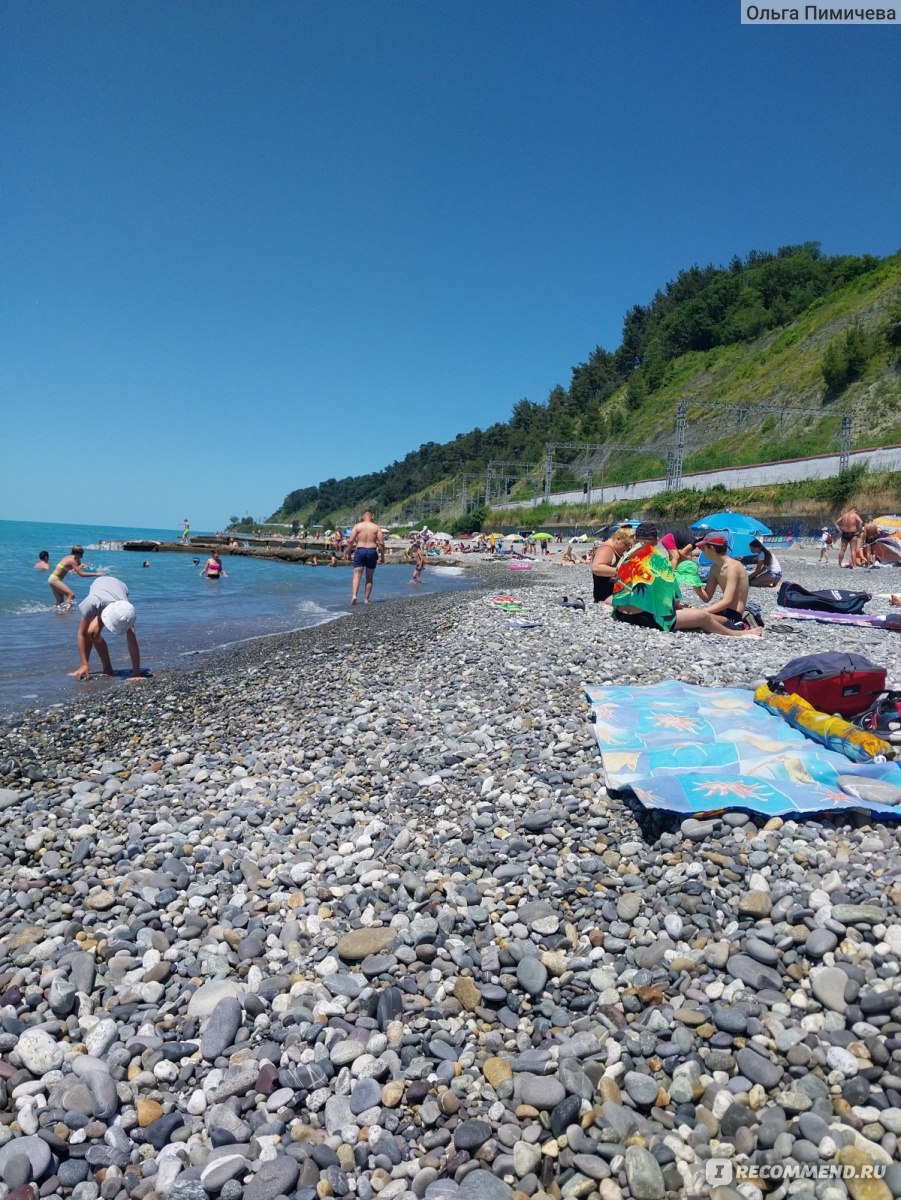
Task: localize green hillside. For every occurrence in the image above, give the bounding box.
[267,244,901,528]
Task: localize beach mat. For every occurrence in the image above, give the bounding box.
[772,608,901,629]
[584,680,901,818]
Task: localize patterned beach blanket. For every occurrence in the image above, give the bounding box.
[584,680,901,817]
[773,607,901,629]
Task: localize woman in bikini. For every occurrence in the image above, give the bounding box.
[200,552,227,580]
[48,547,104,609]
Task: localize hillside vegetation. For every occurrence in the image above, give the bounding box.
[268,244,901,528]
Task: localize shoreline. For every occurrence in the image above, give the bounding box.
[1,552,900,1200]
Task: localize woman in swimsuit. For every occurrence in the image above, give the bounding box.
[590,527,634,604]
[48,546,104,609]
[748,539,782,588]
[200,553,227,580]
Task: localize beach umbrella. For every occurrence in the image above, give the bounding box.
[533,532,553,540]
[691,512,772,535]
[431,531,452,540]
[502,533,524,542]
[875,515,901,533]
[691,511,773,561]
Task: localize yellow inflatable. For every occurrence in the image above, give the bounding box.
[754,684,894,763]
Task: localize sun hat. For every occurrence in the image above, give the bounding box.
[101,600,136,635]
[697,534,729,551]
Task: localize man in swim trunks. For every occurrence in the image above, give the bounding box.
[346,509,385,605]
[69,576,144,681]
[835,507,863,569]
[698,535,751,627]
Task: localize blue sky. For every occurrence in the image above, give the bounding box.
[3,1,899,529]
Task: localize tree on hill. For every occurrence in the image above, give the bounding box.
[269,245,893,523]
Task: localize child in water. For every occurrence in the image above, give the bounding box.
[48,546,105,609]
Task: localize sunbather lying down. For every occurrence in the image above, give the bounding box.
[892,595,901,607]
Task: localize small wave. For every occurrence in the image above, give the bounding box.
[294,598,332,616]
[10,600,61,616]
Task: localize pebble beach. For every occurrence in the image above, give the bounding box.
[1,544,901,1200]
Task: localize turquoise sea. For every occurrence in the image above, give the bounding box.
[0,520,472,716]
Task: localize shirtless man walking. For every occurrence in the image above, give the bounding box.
[698,535,752,628]
[346,510,385,605]
[835,507,863,569]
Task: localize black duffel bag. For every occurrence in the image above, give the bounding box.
[776,580,871,615]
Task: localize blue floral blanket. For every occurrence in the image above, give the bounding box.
[584,680,901,817]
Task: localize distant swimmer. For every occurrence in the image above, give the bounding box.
[34,551,50,571]
[346,509,385,605]
[142,560,151,568]
[69,575,144,681]
[48,546,104,609]
[200,552,227,580]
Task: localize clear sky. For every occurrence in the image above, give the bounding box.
[3,1,899,530]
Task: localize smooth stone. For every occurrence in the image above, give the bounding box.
[624,1145,665,1200]
[623,1071,658,1108]
[453,1120,492,1151]
[739,891,772,918]
[745,937,779,966]
[453,978,481,1011]
[512,1141,541,1177]
[617,894,641,921]
[187,980,246,1019]
[827,1046,859,1077]
[336,928,396,962]
[811,967,849,1014]
[0,1137,51,1183]
[324,1096,354,1136]
[805,929,838,959]
[201,997,242,1061]
[200,1155,248,1192]
[517,957,548,997]
[830,905,885,926]
[735,1047,783,1089]
[15,1029,64,1075]
[837,776,901,806]
[484,1058,513,1089]
[518,1073,565,1110]
[458,1173,513,1199]
[242,1157,299,1200]
[350,1077,381,1115]
[726,954,782,992]
[713,1007,748,1035]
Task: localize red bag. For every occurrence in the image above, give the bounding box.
[770,653,886,718]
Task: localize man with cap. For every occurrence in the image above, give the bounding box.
[69,576,144,681]
[612,524,761,637]
[697,534,751,626]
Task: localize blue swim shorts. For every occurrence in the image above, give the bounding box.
[353,548,379,569]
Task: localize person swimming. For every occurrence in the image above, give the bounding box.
[34,550,50,571]
[48,546,104,609]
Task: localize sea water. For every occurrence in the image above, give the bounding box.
[0,520,472,715]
